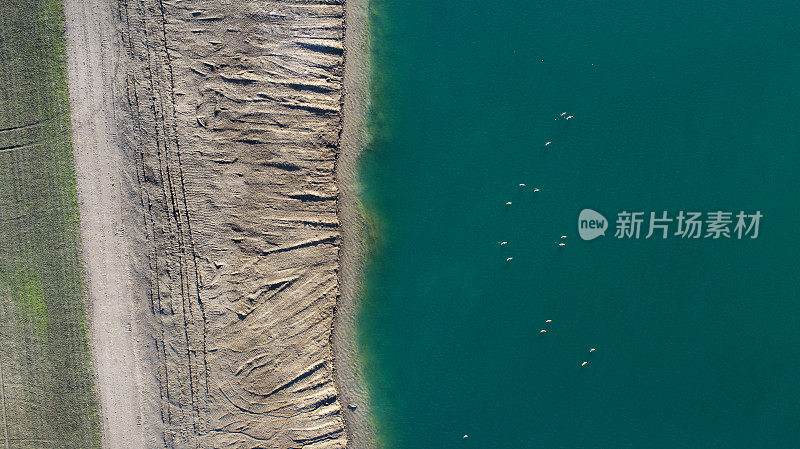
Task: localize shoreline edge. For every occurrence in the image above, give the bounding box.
[335,0,376,447]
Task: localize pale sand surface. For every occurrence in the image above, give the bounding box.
[64,0,164,446]
[334,0,375,447]
[66,0,373,447]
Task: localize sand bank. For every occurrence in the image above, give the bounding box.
[66,0,373,447]
[334,0,375,446]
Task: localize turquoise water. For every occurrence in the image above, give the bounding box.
[360,1,800,448]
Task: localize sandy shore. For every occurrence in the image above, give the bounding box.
[334,0,375,447]
[66,0,374,447]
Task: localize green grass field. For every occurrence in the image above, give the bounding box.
[0,0,101,447]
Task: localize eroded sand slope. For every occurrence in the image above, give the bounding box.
[68,0,350,447]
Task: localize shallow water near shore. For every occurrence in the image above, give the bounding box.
[360,1,800,447]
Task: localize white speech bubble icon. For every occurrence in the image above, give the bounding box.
[578,209,608,240]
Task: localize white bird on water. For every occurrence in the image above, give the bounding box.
[519,183,526,187]
[545,141,552,147]
[581,361,588,367]
[506,257,513,262]
[566,115,574,120]
[540,329,547,333]
[533,188,540,192]
[463,435,469,439]
[589,348,596,353]
[499,241,508,246]
[545,319,552,323]
[560,235,567,239]
[560,112,567,117]
[506,201,512,206]
[558,242,566,247]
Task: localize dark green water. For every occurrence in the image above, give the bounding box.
[360,1,800,448]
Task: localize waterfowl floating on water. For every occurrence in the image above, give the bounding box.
[506,201,512,206]
[506,257,513,262]
[545,141,552,147]
[545,319,552,323]
[560,112,567,117]
[566,115,574,120]
[533,188,540,192]
[560,235,567,239]
[581,361,588,367]
[463,435,469,439]
[589,348,596,353]
[519,183,526,187]
[500,241,508,246]
[558,242,566,247]
[540,329,547,333]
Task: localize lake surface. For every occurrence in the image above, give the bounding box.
[359,1,800,447]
